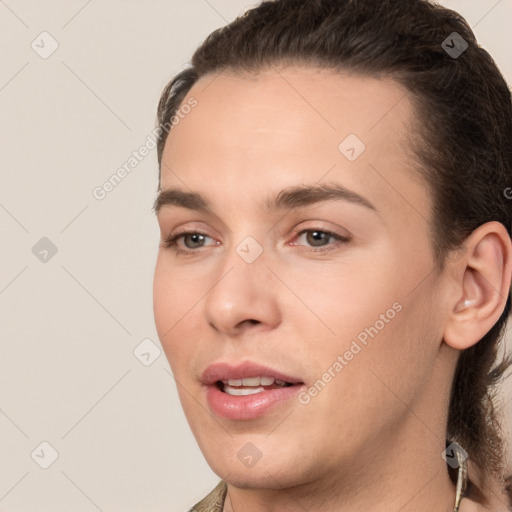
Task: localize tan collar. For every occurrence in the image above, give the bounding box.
[189,480,227,512]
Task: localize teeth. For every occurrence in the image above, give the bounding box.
[220,376,293,395]
[224,376,283,387]
[224,386,265,396]
[242,377,261,386]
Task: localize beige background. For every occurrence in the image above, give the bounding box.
[1,1,512,511]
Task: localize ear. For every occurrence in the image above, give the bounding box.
[443,221,512,350]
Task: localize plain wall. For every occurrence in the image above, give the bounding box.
[1,1,511,510]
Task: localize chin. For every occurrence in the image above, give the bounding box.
[217,469,300,490]
[205,451,313,490]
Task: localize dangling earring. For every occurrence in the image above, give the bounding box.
[452,444,468,512]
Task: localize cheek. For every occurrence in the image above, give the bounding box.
[153,255,203,326]
[292,249,437,405]
[285,257,400,347]
[153,257,199,369]
[337,284,441,415]
[153,258,175,334]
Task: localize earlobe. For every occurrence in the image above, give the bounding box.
[443,221,512,351]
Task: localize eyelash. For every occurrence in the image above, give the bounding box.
[161,230,216,256]
[161,227,349,257]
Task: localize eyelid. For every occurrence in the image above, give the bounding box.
[160,229,218,253]
[288,225,350,252]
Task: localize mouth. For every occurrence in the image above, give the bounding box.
[202,361,305,420]
[216,376,295,396]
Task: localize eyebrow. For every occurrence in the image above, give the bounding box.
[153,182,378,216]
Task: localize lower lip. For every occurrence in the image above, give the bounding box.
[205,383,304,420]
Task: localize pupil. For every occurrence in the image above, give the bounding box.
[308,231,328,247]
[185,234,204,248]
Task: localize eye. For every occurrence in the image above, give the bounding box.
[290,228,349,252]
[160,231,218,256]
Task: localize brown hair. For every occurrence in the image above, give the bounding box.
[155,0,512,504]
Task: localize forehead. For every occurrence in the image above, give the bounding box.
[165,65,414,148]
[160,66,429,223]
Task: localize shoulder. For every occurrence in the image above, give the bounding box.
[188,480,227,512]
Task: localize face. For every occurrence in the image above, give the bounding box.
[153,66,452,490]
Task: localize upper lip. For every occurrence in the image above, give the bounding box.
[201,361,303,385]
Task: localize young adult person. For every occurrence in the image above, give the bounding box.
[152,1,512,510]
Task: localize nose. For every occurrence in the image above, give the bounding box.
[203,245,281,336]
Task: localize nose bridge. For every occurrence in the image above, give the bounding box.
[203,232,278,333]
[216,223,270,285]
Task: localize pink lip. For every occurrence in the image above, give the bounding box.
[201,361,303,385]
[202,361,305,421]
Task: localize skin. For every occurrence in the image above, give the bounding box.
[153,66,511,511]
